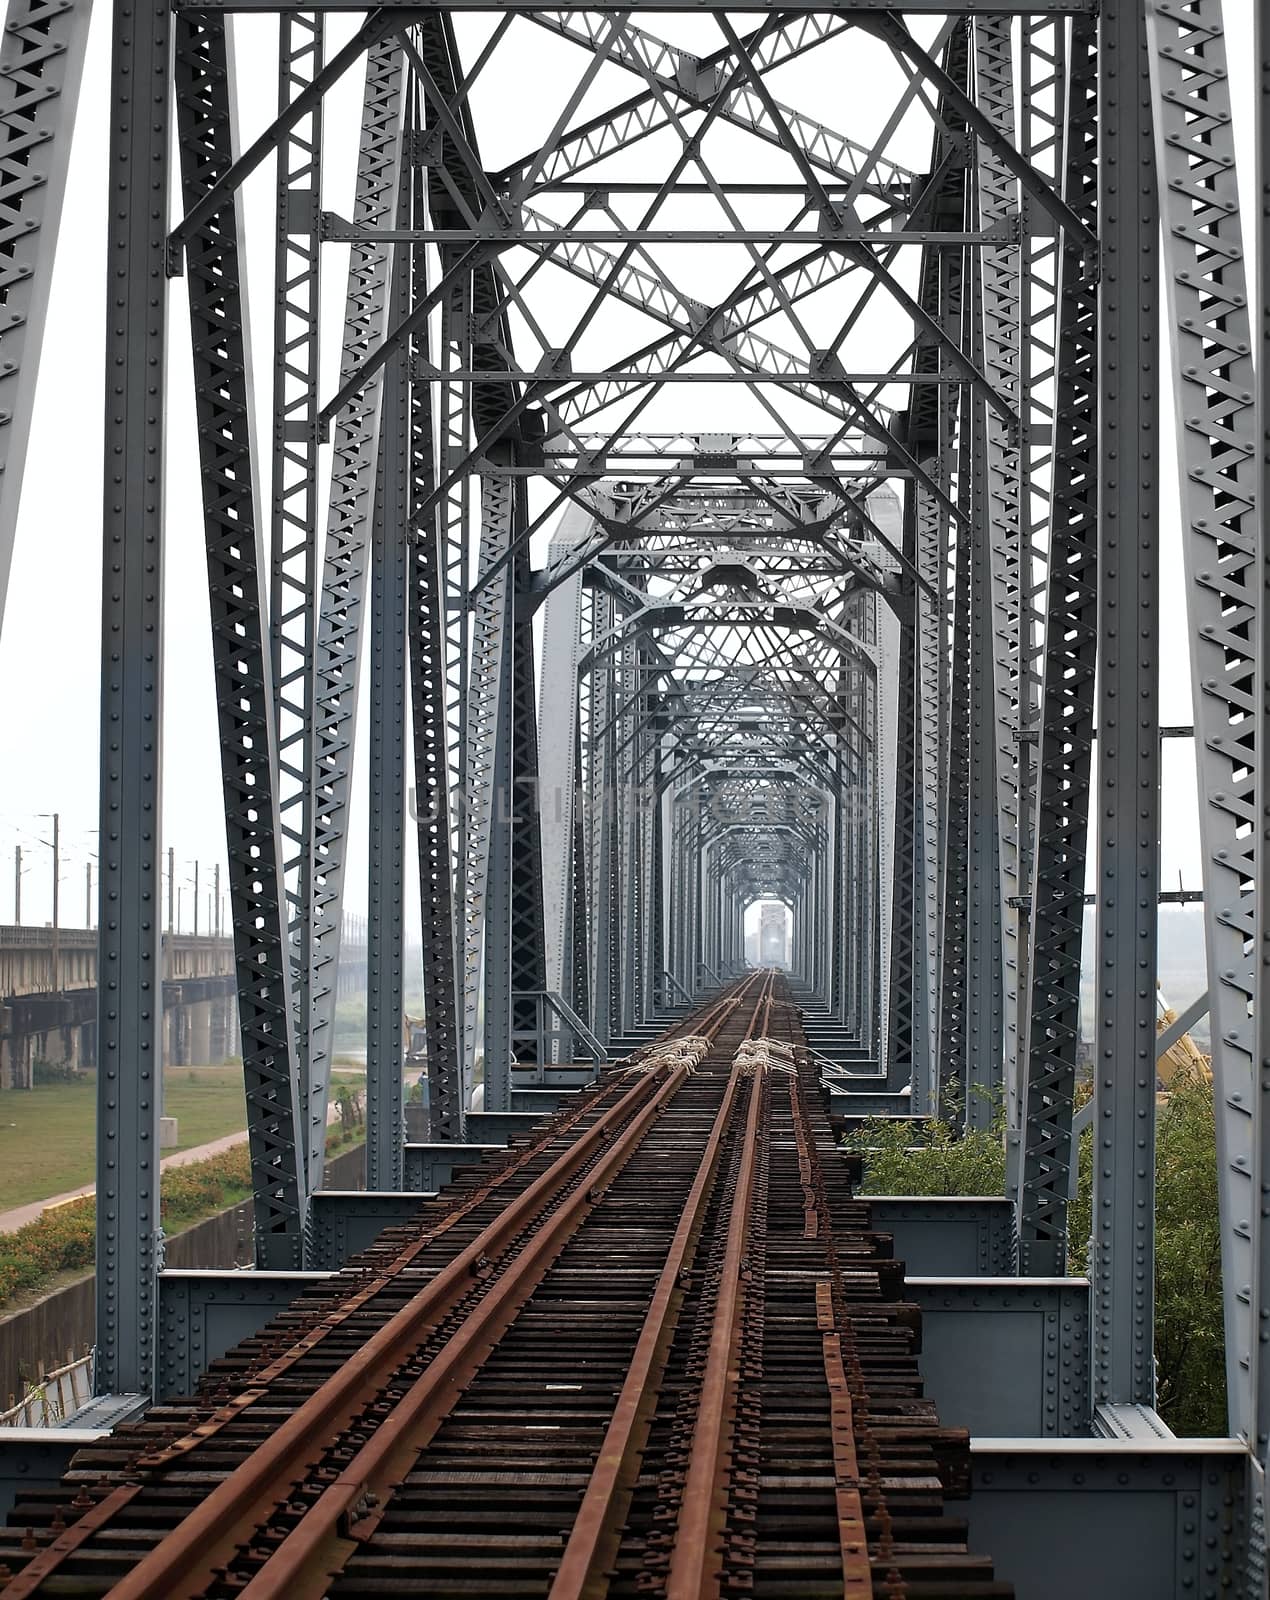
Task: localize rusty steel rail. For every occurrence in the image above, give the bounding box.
[105,1050,711,1600]
[817,1281,874,1597]
[549,973,777,1600]
[664,1046,767,1600]
[231,1061,692,1600]
[2,987,750,1600]
[0,975,1010,1598]
[664,972,774,1600]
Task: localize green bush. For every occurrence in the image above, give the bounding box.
[0,1198,95,1306]
[0,1123,366,1311]
[161,1148,253,1229]
[1149,1069,1225,1435]
[848,1070,1228,1437]
[32,1057,86,1087]
[842,1088,1007,1196]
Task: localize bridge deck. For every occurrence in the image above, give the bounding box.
[0,978,1008,1598]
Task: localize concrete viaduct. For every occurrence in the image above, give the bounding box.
[0,928,369,1088]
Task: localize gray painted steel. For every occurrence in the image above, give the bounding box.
[94,0,169,1394]
[1,0,1264,1576]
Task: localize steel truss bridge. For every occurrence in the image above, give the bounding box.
[0,0,1268,1592]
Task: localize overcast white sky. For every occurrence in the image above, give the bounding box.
[0,9,1256,944]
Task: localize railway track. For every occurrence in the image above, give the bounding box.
[0,974,1009,1597]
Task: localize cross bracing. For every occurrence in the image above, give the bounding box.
[2,0,1270,1586]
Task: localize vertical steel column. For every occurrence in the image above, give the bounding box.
[616,639,638,1035]
[586,597,616,1046]
[508,531,548,1062]
[1015,14,1065,1122]
[95,0,168,1394]
[307,42,404,1184]
[642,708,660,1020]
[843,599,868,1042]
[863,592,881,1056]
[0,0,92,634]
[365,162,410,1192]
[974,15,1025,1124]
[873,591,893,1064]
[270,10,322,1157]
[175,14,305,1266]
[1149,0,1262,1458]
[569,715,591,1025]
[886,542,919,1090]
[538,516,587,997]
[814,819,829,1001]
[539,514,589,1054]
[829,760,844,1022]
[405,140,462,1141]
[939,479,972,1110]
[1257,0,1270,1554]
[965,244,1005,1131]
[1018,18,1098,1274]
[1092,0,1159,1408]
[913,479,944,1110]
[463,469,515,1107]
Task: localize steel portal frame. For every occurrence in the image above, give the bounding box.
[2,0,1269,1577]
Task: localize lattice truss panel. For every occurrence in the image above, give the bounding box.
[14,0,1270,1526]
[9,2,1099,1205]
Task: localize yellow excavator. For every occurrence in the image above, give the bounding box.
[1156,984,1211,1091]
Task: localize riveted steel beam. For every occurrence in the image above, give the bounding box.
[306,41,405,1186]
[94,0,169,1395]
[271,8,323,1155]
[1017,15,1097,1276]
[1092,0,1160,1409]
[0,0,91,636]
[175,12,306,1265]
[1149,0,1260,1444]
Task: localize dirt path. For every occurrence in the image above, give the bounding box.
[0,1103,346,1236]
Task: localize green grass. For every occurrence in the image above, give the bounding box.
[0,1066,370,1214]
[0,1131,367,1314]
[0,1068,248,1212]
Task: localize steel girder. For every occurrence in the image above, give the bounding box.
[1149,0,1266,1486]
[174,13,307,1267]
[271,10,323,1153]
[1257,0,1270,1549]
[93,0,168,1395]
[886,496,921,1092]
[508,533,549,1065]
[175,2,1102,16]
[887,23,965,1105]
[405,128,463,1140]
[462,470,515,1104]
[974,14,1025,1127]
[536,508,590,1046]
[1091,0,1160,1409]
[20,0,1258,1494]
[911,474,944,1109]
[1016,15,1098,1275]
[307,40,405,1184]
[0,0,91,636]
[958,244,1006,1133]
[365,145,412,1190]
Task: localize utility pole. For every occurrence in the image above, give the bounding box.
[13,844,20,924]
[50,811,59,994]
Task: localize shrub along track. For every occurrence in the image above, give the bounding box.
[0,974,1008,1598]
